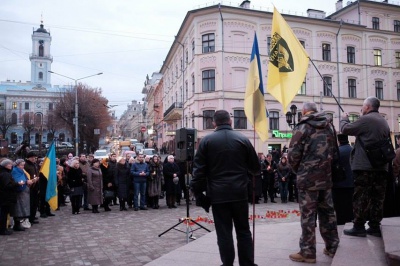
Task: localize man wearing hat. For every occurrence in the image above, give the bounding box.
[24,152,40,224]
[332,134,354,225]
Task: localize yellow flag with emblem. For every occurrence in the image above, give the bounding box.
[267,7,309,110]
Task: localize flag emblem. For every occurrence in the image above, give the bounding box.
[270,33,294,72]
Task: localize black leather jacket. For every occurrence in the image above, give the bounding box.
[192,125,260,204]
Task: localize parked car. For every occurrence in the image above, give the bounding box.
[134,143,144,153]
[94,149,109,160]
[142,148,157,157]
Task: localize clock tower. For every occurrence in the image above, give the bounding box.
[30,20,53,86]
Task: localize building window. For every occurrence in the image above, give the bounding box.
[203,110,215,130]
[348,79,357,98]
[39,41,44,57]
[12,102,17,109]
[185,80,188,100]
[185,49,188,64]
[0,103,4,110]
[192,40,195,59]
[267,37,271,56]
[323,76,332,97]
[202,70,215,92]
[202,33,215,53]
[49,103,53,110]
[395,20,400,33]
[298,79,306,95]
[396,52,400,68]
[269,111,279,130]
[372,17,380,30]
[24,102,29,110]
[11,113,17,124]
[234,110,246,129]
[191,73,195,93]
[322,43,331,61]
[38,72,43,80]
[375,80,383,100]
[397,82,400,101]
[347,46,355,64]
[180,58,183,71]
[349,114,360,122]
[374,49,382,66]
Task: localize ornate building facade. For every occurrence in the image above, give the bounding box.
[0,22,72,147]
[140,0,400,154]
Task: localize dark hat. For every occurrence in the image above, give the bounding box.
[337,134,349,143]
[91,158,100,166]
[26,151,37,158]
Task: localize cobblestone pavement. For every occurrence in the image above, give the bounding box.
[0,199,300,266]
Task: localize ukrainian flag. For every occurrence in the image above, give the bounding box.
[40,141,58,211]
[244,33,269,142]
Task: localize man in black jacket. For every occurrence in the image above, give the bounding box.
[192,110,260,266]
[24,152,40,224]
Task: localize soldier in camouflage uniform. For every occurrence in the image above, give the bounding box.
[288,102,339,263]
[340,96,390,237]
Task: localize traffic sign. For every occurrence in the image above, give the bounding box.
[141,126,146,132]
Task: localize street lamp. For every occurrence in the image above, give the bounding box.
[286,104,301,128]
[48,71,103,155]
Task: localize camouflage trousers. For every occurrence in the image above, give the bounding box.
[298,189,339,258]
[352,170,387,229]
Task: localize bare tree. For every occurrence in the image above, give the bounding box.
[0,108,14,140]
[54,83,112,153]
[21,112,35,143]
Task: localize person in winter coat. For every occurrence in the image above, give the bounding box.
[67,160,84,215]
[0,159,22,234]
[11,159,33,230]
[114,157,130,211]
[148,155,163,209]
[276,156,291,203]
[131,154,150,211]
[163,155,180,209]
[288,102,339,263]
[100,158,112,211]
[24,152,40,225]
[87,159,103,213]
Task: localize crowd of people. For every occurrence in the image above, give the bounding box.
[0,148,200,235]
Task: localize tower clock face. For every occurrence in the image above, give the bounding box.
[37,63,43,68]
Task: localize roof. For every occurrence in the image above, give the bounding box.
[35,23,49,34]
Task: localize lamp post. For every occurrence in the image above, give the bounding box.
[175,37,185,127]
[285,104,301,129]
[48,71,103,155]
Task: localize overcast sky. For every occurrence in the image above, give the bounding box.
[0,0,343,117]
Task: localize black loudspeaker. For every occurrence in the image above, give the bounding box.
[175,128,196,161]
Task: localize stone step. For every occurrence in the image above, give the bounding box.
[332,222,386,266]
[381,217,400,266]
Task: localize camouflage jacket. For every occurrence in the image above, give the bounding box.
[288,112,337,190]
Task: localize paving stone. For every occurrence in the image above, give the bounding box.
[0,199,301,265]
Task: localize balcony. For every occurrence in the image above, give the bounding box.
[29,54,53,62]
[163,102,183,123]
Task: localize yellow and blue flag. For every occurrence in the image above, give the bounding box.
[267,7,309,110]
[244,33,269,142]
[40,141,57,211]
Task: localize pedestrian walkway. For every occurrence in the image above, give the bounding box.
[0,200,301,266]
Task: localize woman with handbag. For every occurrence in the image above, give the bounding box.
[67,160,84,215]
[87,159,103,213]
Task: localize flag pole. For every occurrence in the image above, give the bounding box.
[252,115,256,255]
[309,58,344,112]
